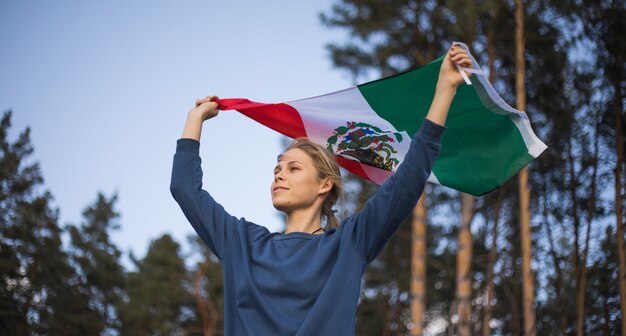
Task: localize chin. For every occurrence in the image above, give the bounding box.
[271,199,289,213]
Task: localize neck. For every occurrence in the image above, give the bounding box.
[284,207,323,234]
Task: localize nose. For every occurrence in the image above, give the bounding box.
[274,170,285,182]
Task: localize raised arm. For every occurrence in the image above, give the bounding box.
[347,43,472,263]
[170,95,235,259]
[426,43,472,126]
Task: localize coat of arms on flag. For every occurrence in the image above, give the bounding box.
[326,121,406,172]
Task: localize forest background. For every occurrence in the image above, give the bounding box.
[1,0,624,335]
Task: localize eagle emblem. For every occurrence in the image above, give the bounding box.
[326,121,404,171]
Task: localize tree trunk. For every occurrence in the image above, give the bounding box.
[515,0,536,335]
[517,110,536,336]
[194,262,218,336]
[411,192,427,336]
[481,18,501,335]
[566,136,582,334]
[502,281,521,336]
[482,189,505,336]
[543,193,567,335]
[576,110,600,336]
[567,136,581,279]
[574,191,592,336]
[604,303,610,336]
[486,12,496,85]
[456,193,475,336]
[383,295,391,336]
[614,68,626,336]
[450,11,478,334]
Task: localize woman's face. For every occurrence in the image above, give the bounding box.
[271,148,327,213]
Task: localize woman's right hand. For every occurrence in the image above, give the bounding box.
[189,95,220,121]
[181,95,220,140]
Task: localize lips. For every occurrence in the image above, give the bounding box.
[273,186,289,193]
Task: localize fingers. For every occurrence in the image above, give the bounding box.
[195,95,219,107]
[449,49,468,61]
[448,43,472,68]
[455,58,473,68]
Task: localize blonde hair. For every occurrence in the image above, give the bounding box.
[283,138,343,229]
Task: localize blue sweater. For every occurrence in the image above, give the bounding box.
[170,119,444,335]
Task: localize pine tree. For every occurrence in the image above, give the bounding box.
[586,226,621,335]
[0,110,90,335]
[570,0,626,329]
[118,234,188,335]
[66,192,126,334]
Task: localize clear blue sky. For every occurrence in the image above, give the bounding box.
[0,1,353,264]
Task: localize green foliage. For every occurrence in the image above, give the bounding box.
[320,0,457,77]
[0,111,92,335]
[321,0,623,334]
[0,115,215,334]
[119,234,188,335]
[66,192,126,335]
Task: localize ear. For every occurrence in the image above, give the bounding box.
[318,178,333,196]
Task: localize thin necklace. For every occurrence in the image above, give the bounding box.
[311,227,324,234]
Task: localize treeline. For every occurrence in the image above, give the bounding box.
[1,0,624,335]
[0,110,225,335]
[321,0,624,335]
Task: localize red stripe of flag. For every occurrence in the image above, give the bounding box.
[217,98,308,139]
[336,156,371,181]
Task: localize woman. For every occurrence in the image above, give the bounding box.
[171,44,472,335]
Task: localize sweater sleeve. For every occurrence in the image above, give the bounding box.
[347,119,444,263]
[170,138,236,260]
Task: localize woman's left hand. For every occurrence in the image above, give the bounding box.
[438,43,474,89]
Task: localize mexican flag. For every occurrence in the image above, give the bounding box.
[215,43,546,196]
